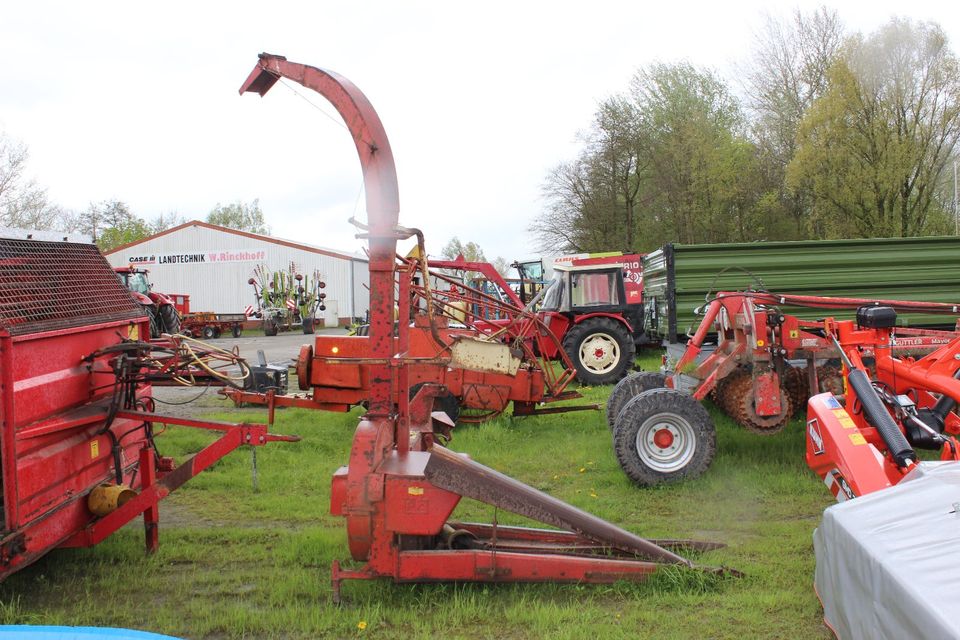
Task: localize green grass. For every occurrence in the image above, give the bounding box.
[0,352,834,639]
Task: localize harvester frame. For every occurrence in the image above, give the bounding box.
[238,52,734,602]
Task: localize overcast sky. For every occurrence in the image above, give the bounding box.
[1,1,957,260]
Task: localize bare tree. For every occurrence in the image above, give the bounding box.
[534,96,648,253]
[742,7,845,234]
[0,132,64,230]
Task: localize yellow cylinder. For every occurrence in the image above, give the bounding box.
[88,483,137,516]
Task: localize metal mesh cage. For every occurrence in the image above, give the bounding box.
[0,239,144,336]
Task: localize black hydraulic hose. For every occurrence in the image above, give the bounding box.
[931,367,960,421]
[847,368,917,467]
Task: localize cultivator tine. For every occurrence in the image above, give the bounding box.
[424,445,693,565]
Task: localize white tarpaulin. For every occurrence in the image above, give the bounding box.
[814,462,960,639]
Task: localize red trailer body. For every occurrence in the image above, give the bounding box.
[0,236,295,579]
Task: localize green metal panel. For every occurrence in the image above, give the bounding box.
[643,237,960,342]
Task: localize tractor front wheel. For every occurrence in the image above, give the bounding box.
[606,371,667,430]
[562,317,635,386]
[612,388,716,485]
[158,304,180,335]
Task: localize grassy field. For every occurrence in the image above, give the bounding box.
[0,353,836,639]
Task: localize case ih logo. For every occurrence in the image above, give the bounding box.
[129,255,156,265]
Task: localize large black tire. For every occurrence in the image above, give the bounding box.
[141,304,161,339]
[202,326,217,340]
[562,317,635,386]
[264,319,279,337]
[302,317,315,334]
[231,324,242,338]
[606,371,667,430]
[158,304,180,335]
[612,388,716,486]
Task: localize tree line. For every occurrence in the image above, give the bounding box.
[534,9,960,253]
[0,131,269,251]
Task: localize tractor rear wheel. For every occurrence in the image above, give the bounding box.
[158,304,180,335]
[606,371,667,430]
[562,317,635,386]
[141,304,161,339]
[612,388,716,485]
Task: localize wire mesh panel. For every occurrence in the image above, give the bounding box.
[0,239,143,336]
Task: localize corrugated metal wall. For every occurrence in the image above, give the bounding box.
[644,237,960,341]
[105,223,369,323]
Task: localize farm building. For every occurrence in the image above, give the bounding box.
[104,221,369,326]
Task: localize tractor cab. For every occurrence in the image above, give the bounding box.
[115,267,152,296]
[540,264,625,314]
[537,254,647,385]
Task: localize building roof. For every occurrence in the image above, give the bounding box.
[103,220,367,262]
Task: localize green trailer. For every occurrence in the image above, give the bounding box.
[643,236,960,343]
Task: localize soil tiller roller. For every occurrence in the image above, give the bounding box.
[239,53,736,601]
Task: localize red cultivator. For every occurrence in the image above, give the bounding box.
[606,291,960,485]
[239,53,734,601]
[0,235,296,579]
[802,308,960,638]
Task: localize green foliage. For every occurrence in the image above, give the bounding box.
[788,19,960,238]
[441,237,487,262]
[82,200,152,252]
[539,13,960,252]
[208,199,270,235]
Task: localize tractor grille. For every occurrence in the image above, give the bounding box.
[0,238,143,336]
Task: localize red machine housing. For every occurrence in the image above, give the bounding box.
[805,315,960,501]
[0,236,294,579]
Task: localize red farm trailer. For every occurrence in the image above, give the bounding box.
[0,234,295,579]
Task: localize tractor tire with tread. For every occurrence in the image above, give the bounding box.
[562,317,635,386]
[158,304,180,336]
[141,304,161,339]
[302,318,315,335]
[612,388,716,485]
[606,371,667,430]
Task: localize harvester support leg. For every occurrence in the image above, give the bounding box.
[331,559,342,606]
[140,446,159,553]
